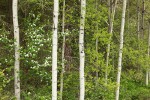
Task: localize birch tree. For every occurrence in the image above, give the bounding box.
[52,0,59,100]
[60,0,65,99]
[79,0,86,100]
[137,0,140,39]
[115,0,127,100]
[105,0,118,84]
[127,0,130,33]
[141,0,145,37]
[13,0,20,100]
[146,21,150,86]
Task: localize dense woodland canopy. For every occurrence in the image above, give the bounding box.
[1,0,150,100]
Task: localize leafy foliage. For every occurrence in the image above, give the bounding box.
[0,0,150,99]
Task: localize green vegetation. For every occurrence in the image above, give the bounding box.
[0,0,150,99]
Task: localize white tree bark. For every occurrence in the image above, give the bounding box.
[146,21,150,86]
[13,0,20,100]
[60,0,65,99]
[79,0,86,100]
[105,0,118,84]
[115,0,127,100]
[146,70,149,86]
[52,0,59,100]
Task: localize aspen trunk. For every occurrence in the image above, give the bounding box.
[149,71,150,81]
[105,0,118,84]
[79,0,86,100]
[127,0,130,33]
[115,0,127,100]
[52,0,59,100]
[60,0,65,99]
[13,0,20,100]
[141,0,145,38]
[146,21,150,86]
[146,71,149,86]
[137,0,140,39]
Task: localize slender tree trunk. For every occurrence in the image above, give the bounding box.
[149,72,150,81]
[149,71,150,81]
[110,0,118,33]
[137,0,141,72]
[79,0,86,100]
[141,0,145,38]
[146,21,150,86]
[60,0,65,99]
[115,0,127,100]
[127,0,130,33]
[105,0,118,84]
[137,0,140,40]
[146,70,149,86]
[105,0,111,85]
[52,0,59,100]
[13,0,20,100]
